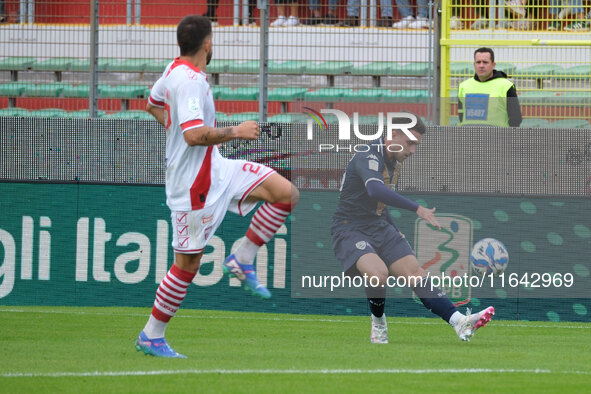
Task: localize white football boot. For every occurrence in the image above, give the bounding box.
[370,314,388,344]
[454,306,495,342]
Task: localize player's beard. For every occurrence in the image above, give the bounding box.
[206,49,213,65]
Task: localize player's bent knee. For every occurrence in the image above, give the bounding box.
[289,184,300,206]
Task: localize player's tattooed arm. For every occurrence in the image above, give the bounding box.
[184,121,260,146]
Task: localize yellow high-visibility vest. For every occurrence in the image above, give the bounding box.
[458,76,515,127]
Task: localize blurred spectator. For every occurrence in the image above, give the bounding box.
[471,0,490,29]
[506,0,527,18]
[342,0,394,27]
[548,0,589,31]
[450,0,463,29]
[392,0,429,29]
[471,0,530,30]
[271,0,301,26]
[0,0,6,23]
[304,0,339,25]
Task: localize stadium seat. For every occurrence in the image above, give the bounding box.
[304,88,346,101]
[562,65,591,79]
[0,56,36,71]
[519,91,561,105]
[494,63,516,76]
[215,112,233,122]
[23,82,65,97]
[217,87,259,100]
[106,59,148,72]
[30,108,69,118]
[210,85,233,99]
[0,107,30,117]
[227,60,259,74]
[0,82,33,96]
[268,87,308,101]
[549,119,590,129]
[513,64,564,78]
[450,62,472,76]
[304,61,353,75]
[99,85,148,98]
[390,62,430,77]
[32,57,74,72]
[207,59,233,74]
[520,118,550,128]
[68,110,106,118]
[145,59,171,73]
[351,62,393,76]
[62,84,91,98]
[69,58,91,72]
[557,92,591,105]
[67,58,111,72]
[382,89,429,103]
[342,88,384,102]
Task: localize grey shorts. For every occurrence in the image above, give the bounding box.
[331,220,415,277]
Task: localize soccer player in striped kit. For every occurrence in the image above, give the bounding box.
[135,15,299,358]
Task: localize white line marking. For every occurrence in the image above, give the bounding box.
[4,368,591,378]
[0,308,589,329]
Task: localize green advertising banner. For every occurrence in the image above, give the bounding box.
[1,182,590,322]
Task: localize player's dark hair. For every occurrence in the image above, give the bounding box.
[474,47,495,63]
[391,111,427,135]
[177,15,212,56]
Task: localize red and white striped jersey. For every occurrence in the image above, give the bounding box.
[149,57,230,212]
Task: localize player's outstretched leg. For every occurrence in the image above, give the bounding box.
[135,331,187,358]
[453,306,495,342]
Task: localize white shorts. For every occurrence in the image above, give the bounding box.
[170,160,275,254]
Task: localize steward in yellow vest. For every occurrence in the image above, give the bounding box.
[458,48,522,127]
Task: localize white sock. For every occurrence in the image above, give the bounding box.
[449,311,464,327]
[234,237,260,265]
[143,315,168,339]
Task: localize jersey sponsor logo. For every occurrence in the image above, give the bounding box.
[368,159,379,172]
[188,97,201,113]
[355,241,367,250]
[202,215,214,224]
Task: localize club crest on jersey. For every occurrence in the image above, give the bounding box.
[188,97,200,113]
[356,241,367,250]
[368,160,379,172]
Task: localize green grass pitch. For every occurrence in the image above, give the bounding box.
[1,306,590,393]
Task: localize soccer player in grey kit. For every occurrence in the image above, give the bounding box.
[331,113,495,343]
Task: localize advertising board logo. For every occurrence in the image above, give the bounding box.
[414,214,474,306]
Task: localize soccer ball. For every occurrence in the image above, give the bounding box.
[470,238,509,276]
